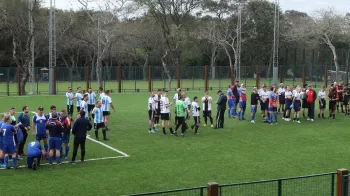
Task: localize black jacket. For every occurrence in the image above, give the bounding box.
[72,117,92,138]
[217,94,227,110]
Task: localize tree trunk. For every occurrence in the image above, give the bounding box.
[20,67,29,95]
[324,34,339,80]
[143,56,149,80]
[210,46,217,79]
[161,50,172,90]
[96,58,103,88]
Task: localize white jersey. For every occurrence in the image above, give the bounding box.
[148,97,156,110]
[80,100,88,118]
[154,94,161,109]
[102,95,112,111]
[318,91,326,99]
[285,91,293,100]
[66,92,74,105]
[260,91,269,101]
[191,102,200,117]
[294,92,301,100]
[173,93,181,101]
[277,88,285,96]
[160,96,170,113]
[201,96,212,111]
[75,93,83,107]
[292,89,297,96]
[185,97,191,107]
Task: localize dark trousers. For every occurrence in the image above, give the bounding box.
[67,105,74,117]
[308,103,315,119]
[72,137,86,162]
[216,109,225,128]
[175,117,186,134]
[18,130,28,155]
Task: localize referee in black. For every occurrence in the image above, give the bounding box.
[215,90,227,129]
[71,110,92,163]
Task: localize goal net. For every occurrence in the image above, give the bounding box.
[327,70,349,84]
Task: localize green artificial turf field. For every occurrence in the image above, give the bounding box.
[1,86,349,195]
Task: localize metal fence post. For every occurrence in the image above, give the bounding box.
[118,65,122,93]
[148,65,152,92]
[53,67,57,95]
[17,65,21,96]
[6,68,9,96]
[337,168,348,196]
[205,65,209,91]
[177,64,181,88]
[207,182,218,196]
[278,179,282,196]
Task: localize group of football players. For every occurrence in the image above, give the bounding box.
[147,80,350,136]
[0,87,115,170]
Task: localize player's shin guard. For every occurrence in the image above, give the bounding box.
[102,129,107,139]
[49,156,53,164]
[4,156,8,168]
[274,113,278,122]
[65,146,69,158]
[12,157,17,168]
[242,112,245,118]
[60,147,63,157]
[44,144,48,152]
[95,130,99,139]
[228,109,231,118]
[232,108,236,116]
[195,126,199,134]
[169,128,174,134]
[269,114,273,123]
[56,156,61,164]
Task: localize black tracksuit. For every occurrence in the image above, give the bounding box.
[71,117,92,162]
[216,94,227,128]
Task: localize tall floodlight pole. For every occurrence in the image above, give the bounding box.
[49,0,56,94]
[236,5,242,82]
[29,0,35,95]
[272,0,280,86]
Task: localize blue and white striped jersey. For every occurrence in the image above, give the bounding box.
[80,100,89,118]
[66,92,74,105]
[102,96,112,111]
[88,92,96,105]
[76,93,83,107]
[93,107,104,123]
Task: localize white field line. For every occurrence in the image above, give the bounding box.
[86,135,129,157]
[0,156,127,170]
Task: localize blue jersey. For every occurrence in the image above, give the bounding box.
[66,92,74,105]
[269,92,278,107]
[93,107,104,123]
[88,92,96,105]
[27,141,42,157]
[33,115,47,135]
[1,123,16,145]
[0,120,3,141]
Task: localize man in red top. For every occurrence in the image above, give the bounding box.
[335,81,344,113]
[306,85,317,121]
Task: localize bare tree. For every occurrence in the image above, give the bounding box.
[77,0,126,87]
[285,8,349,79]
[135,0,201,90]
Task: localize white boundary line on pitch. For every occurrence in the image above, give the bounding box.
[86,135,129,157]
[0,156,127,170]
